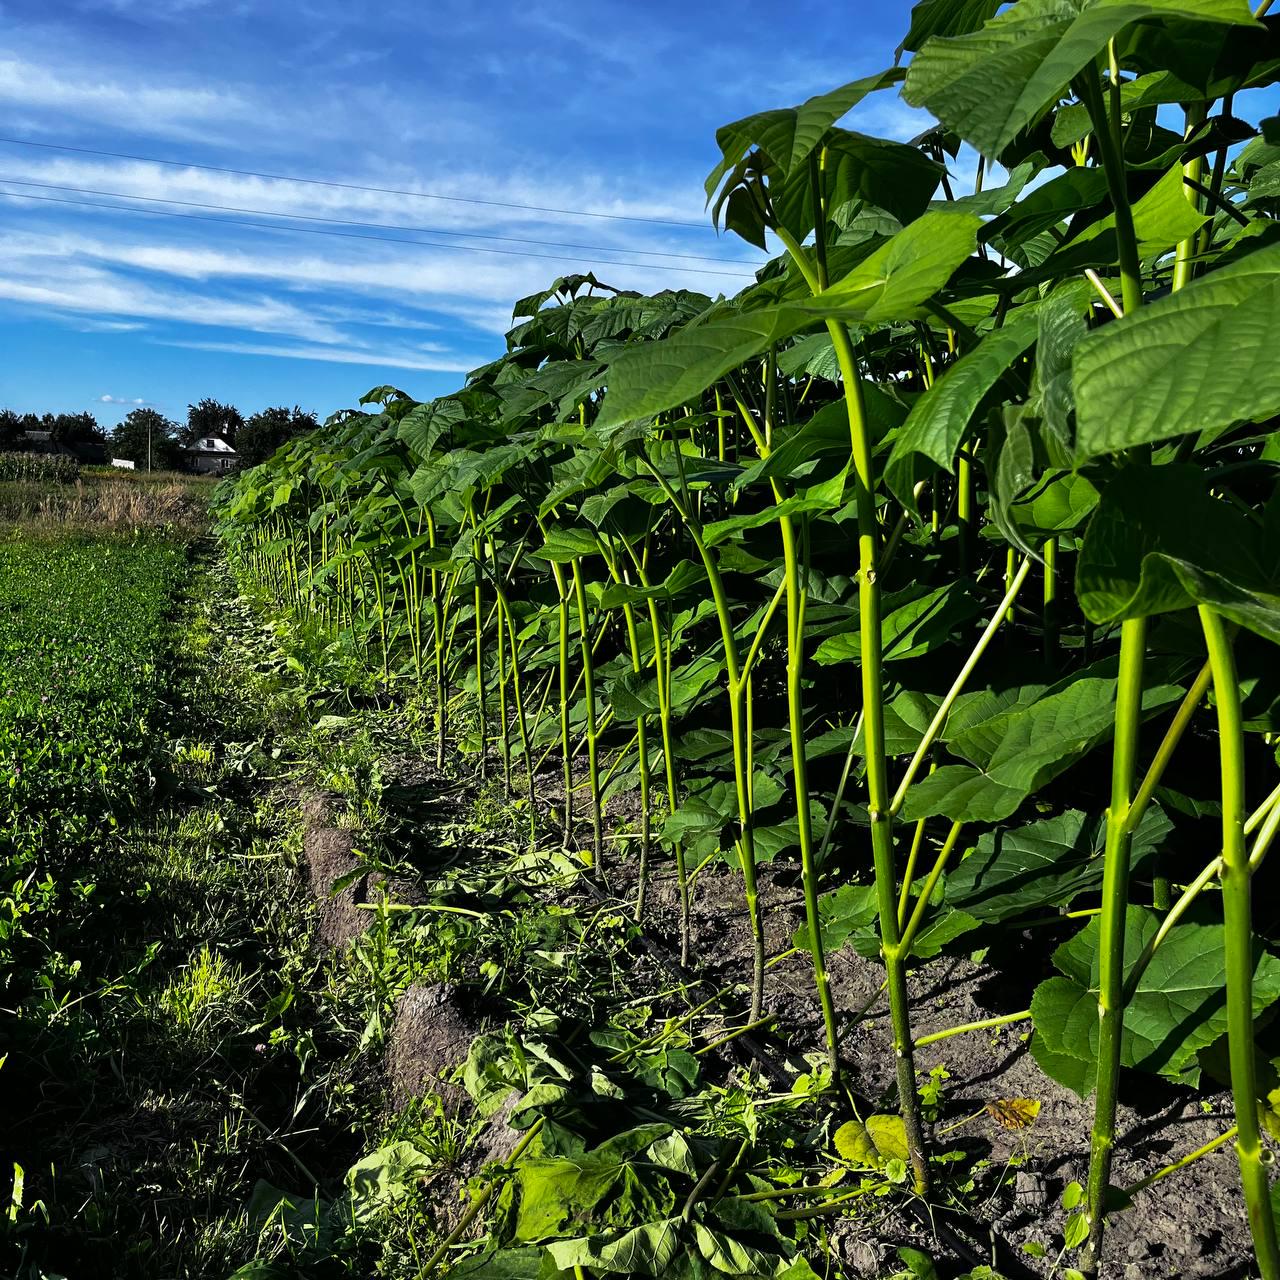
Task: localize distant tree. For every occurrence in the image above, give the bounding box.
[0,409,20,449]
[235,405,320,468]
[183,398,244,447]
[111,408,182,470]
[50,412,104,447]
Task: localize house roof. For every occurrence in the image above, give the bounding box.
[187,436,238,454]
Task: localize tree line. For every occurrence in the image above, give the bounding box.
[0,399,319,471]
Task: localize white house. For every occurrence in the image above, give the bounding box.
[185,435,238,474]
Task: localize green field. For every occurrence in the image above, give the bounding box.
[1,537,187,996]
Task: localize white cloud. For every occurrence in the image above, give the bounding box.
[0,56,253,139]
[160,338,483,373]
[98,393,149,404]
[0,154,733,253]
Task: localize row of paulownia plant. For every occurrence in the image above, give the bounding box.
[216,0,1280,1272]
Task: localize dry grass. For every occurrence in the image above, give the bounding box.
[0,469,214,538]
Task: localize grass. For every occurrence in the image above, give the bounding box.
[0,467,214,537]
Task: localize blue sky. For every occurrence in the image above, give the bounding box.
[0,0,927,429]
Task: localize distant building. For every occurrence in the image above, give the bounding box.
[185,435,239,474]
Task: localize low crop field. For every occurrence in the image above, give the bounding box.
[0,537,187,991]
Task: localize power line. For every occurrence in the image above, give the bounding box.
[0,135,716,231]
[0,174,759,265]
[0,186,758,279]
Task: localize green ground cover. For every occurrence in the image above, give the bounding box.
[0,537,187,1003]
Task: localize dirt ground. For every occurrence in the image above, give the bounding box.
[302,749,1258,1279]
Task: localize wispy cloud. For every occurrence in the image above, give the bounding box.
[97,393,151,404]
[0,56,253,140]
[161,338,483,372]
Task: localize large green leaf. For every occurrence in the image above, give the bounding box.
[945,804,1170,920]
[597,212,980,428]
[1075,239,1280,458]
[1076,465,1280,643]
[811,583,981,667]
[900,671,1182,822]
[1031,908,1280,1092]
[898,0,1005,55]
[904,0,1257,158]
[885,304,1041,507]
[547,1220,686,1275]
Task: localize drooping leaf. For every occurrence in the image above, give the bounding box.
[885,305,1041,507]
[1076,464,1280,643]
[945,804,1171,920]
[898,0,1005,56]
[706,70,907,199]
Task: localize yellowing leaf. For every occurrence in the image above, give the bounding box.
[833,1119,880,1167]
[866,1113,910,1163]
[986,1097,1041,1129]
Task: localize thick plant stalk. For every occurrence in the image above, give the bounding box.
[1082,617,1148,1272]
[1043,537,1059,664]
[782,512,840,1074]
[738,354,841,1073]
[956,452,973,573]
[546,556,574,842]
[568,558,603,876]
[775,205,929,1192]
[641,458,767,1019]
[600,538,653,920]
[467,504,488,781]
[494,548,513,794]
[1080,52,1150,1271]
[629,552,690,963]
[1200,607,1280,1279]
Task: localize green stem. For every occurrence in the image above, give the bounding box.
[914,1009,1032,1049]
[773,220,928,1193]
[891,557,1032,814]
[1200,607,1280,1279]
[1042,536,1058,665]
[570,557,603,878]
[1083,617,1148,1272]
[1123,1125,1237,1197]
[1173,102,1207,293]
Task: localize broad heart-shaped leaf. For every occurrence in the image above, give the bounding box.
[530,527,601,563]
[1076,465,1280,644]
[903,0,1258,158]
[546,1219,686,1275]
[900,672,1182,823]
[596,211,980,428]
[1030,907,1280,1093]
[885,304,1041,509]
[705,69,905,200]
[504,1127,678,1241]
[945,804,1171,921]
[1075,238,1280,459]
